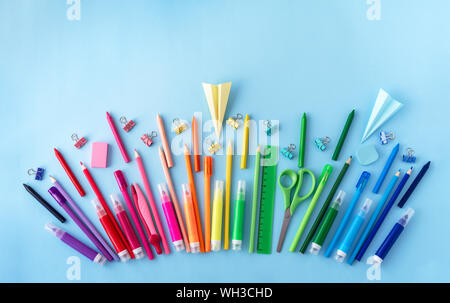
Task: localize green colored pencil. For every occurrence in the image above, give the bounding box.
[249,145,261,253]
[298,113,306,168]
[299,156,352,253]
[332,110,355,161]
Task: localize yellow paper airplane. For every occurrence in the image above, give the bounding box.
[202,82,232,140]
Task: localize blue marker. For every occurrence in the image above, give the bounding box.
[372,143,399,194]
[347,170,401,264]
[335,198,373,262]
[373,208,415,264]
[324,171,370,258]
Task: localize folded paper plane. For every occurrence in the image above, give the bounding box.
[202,82,232,140]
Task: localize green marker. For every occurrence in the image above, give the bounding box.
[232,180,246,250]
[332,110,355,161]
[310,190,346,255]
[298,113,307,168]
[289,164,333,252]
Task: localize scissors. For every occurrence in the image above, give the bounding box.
[276,168,316,252]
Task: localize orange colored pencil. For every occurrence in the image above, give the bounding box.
[183,144,205,252]
[192,116,201,172]
[204,156,213,252]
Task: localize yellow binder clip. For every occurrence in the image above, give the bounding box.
[172,118,188,135]
[206,139,222,154]
[226,113,243,130]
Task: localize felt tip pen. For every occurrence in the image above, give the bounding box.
[110,194,145,259]
[373,208,415,264]
[91,198,130,262]
[45,223,106,265]
[335,198,373,262]
[211,180,224,251]
[310,190,346,255]
[232,180,246,251]
[182,184,200,253]
[324,171,370,258]
[158,183,185,252]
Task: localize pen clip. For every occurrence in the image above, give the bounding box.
[318,164,333,184]
[356,171,371,190]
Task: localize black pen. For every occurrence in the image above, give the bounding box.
[23,184,66,223]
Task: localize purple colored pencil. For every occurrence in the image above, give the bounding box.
[48,186,114,262]
[45,223,106,265]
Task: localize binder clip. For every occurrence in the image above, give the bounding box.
[141,131,157,147]
[172,118,188,135]
[206,139,221,154]
[226,113,243,130]
[402,148,416,163]
[314,137,331,151]
[28,168,45,181]
[379,131,394,145]
[120,116,136,132]
[71,133,87,149]
[281,144,296,160]
[264,120,272,136]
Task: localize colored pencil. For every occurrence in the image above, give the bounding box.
[332,110,355,161]
[54,148,85,197]
[298,113,306,168]
[398,161,430,208]
[224,140,233,250]
[106,112,130,163]
[373,143,399,193]
[157,114,174,168]
[249,145,261,253]
[204,156,213,252]
[192,116,201,172]
[240,114,250,169]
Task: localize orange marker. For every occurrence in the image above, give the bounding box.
[182,184,200,253]
[192,116,201,172]
[204,156,213,252]
[183,144,205,252]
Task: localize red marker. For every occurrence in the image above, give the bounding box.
[54,148,85,197]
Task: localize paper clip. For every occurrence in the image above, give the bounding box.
[206,139,221,154]
[28,168,45,180]
[402,148,416,163]
[314,137,331,151]
[264,120,272,136]
[172,118,188,135]
[226,113,243,130]
[281,144,296,160]
[119,116,136,132]
[141,131,157,147]
[71,133,87,149]
[379,131,394,145]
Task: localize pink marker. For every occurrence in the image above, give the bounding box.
[114,170,154,260]
[158,183,185,252]
[110,194,144,259]
[106,112,130,163]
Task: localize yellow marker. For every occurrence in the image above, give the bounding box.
[211,180,224,251]
[224,140,233,250]
[240,114,249,169]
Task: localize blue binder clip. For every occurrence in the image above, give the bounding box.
[314,137,331,151]
[402,148,416,163]
[28,168,45,180]
[264,120,272,136]
[281,144,296,160]
[379,131,394,145]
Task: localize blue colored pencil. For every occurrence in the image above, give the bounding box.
[398,161,430,208]
[372,143,399,194]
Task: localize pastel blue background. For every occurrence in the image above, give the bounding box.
[1,0,449,283]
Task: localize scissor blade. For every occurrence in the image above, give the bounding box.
[276,209,292,252]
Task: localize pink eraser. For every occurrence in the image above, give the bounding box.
[91,142,108,168]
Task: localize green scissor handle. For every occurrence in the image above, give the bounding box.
[278,169,299,211]
[290,168,316,215]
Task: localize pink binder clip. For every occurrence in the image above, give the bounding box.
[71,134,87,149]
[120,116,135,132]
[141,131,157,147]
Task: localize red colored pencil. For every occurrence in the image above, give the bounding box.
[54,148,85,197]
[80,162,135,259]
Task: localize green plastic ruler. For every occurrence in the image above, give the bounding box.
[257,145,278,254]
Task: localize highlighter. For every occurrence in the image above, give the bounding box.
[158,183,185,252]
[211,180,224,251]
[182,184,200,253]
[232,180,246,250]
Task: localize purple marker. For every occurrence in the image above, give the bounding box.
[45,223,106,265]
[48,186,112,262]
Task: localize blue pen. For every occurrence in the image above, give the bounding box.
[335,198,373,262]
[347,170,401,264]
[324,171,370,258]
[372,143,399,194]
[355,168,411,262]
[373,208,415,264]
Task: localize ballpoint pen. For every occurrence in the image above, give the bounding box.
[324,171,370,257]
[211,180,224,251]
[232,180,246,250]
[158,183,185,252]
[182,184,200,253]
[310,190,346,255]
[110,194,145,259]
[335,198,373,262]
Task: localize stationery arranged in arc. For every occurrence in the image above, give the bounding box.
[24,85,431,267]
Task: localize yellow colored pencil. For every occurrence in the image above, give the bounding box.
[240,114,249,169]
[224,140,233,249]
